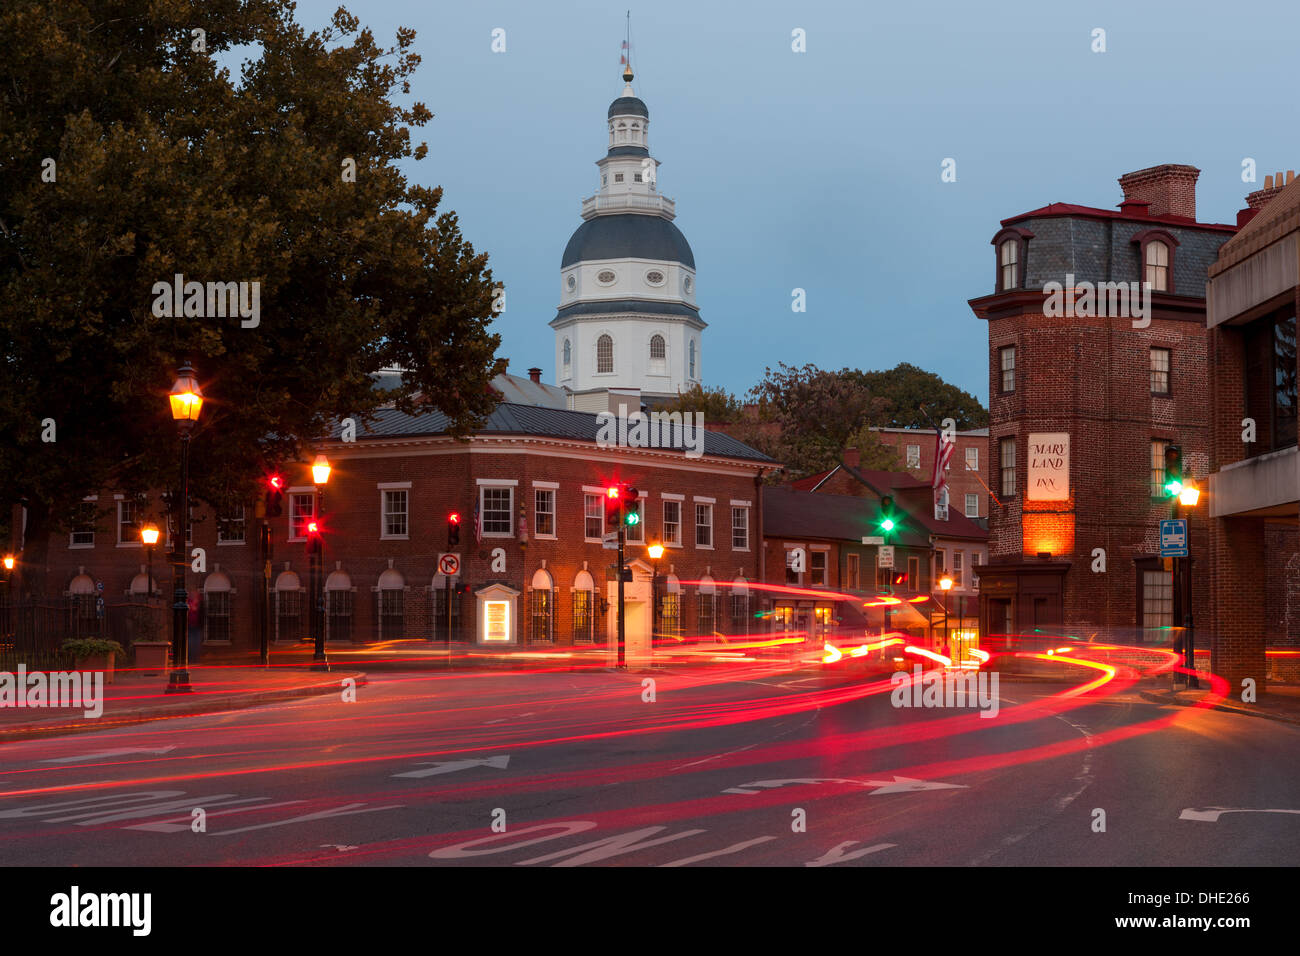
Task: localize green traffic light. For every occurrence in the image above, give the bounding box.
[625,511,640,526]
[880,517,895,532]
[1164,479,1182,496]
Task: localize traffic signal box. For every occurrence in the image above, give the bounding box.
[447,512,460,548]
[1163,445,1183,497]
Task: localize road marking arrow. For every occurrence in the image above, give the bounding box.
[723,775,966,796]
[393,755,511,779]
[43,747,178,763]
[806,841,897,867]
[1180,807,1300,822]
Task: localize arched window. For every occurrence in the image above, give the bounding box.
[597,334,614,374]
[204,572,233,643]
[572,570,597,644]
[1132,229,1179,294]
[991,227,1033,293]
[326,570,354,644]
[729,579,751,635]
[529,568,554,643]
[562,338,571,372]
[273,570,303,644]
[649,334,666,374]
[377,568,405,641]
[617,122,627,143]
[688,339,697,379]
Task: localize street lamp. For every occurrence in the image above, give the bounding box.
[310,454,330,669]
[939,575,953,661]
[1179,481,1201,688]
[647,543,664,641]
[140,523,159,600]
[166,362,203,694]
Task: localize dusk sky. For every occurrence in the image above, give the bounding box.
[289,0,1298,404]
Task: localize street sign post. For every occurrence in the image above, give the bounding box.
[602,531,619,550]
[437,553,461,576]
[1159,519,1188,557]
[878,545,895,569]
[862,536,885,546]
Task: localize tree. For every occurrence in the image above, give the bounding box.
[0,3,506,595]
[850,363,988,429]
[744,364,897,480]
[659,383,744,424]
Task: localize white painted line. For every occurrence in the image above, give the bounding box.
[393,755,511,779]
[806,841,896,867]
[723,775,966,796]
[660,836,777,867]
[1180,807,1300,822]
[43,746,178,763]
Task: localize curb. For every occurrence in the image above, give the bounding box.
[1137,688,1300,727]
[0,671,367,742]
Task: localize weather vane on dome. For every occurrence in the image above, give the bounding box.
[620,11,633,86]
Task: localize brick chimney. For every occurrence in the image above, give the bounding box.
[1117,164,1200,220]
[527,367,542,383]
[1236,170,1295,227]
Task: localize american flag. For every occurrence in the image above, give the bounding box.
[620,40,628,65]
[473,501,481,544]
[932,428,954,516]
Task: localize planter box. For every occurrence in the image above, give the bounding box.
[132,642,170,676]
[74,654,115,684]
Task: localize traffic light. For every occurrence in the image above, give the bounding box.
[1163,445,1183,497]
[623,486,640,527]
[878,495,897,537]
[447,512,460,548]
[265,475,284,518]
[604,485,622,528]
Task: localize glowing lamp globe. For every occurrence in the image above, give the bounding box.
[939,577,954,591]
[647,544,664,560]
[140,523,160,546]
[168,364,204,424]
[311,455,331,485]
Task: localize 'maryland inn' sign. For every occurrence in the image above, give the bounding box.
[1027,433,1070,501]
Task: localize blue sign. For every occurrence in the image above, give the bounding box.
[1160,519,1188,557]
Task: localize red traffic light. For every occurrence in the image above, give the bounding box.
[606,486,620,499]
[448,512,460,524]
[306,520,320,535]
[268,474,283,489]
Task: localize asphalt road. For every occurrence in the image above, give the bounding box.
[0,662,1296,867]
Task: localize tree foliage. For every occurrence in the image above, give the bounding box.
[0,2,506,592]
[659,383,744,424]
[849,363,988,429]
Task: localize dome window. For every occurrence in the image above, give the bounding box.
[683,275,693,293]
[597,334,614,374]
[650,335,666,374]
[566,274,576,292]
[645,270,664,285]
[689,339,697,379]
[597,270,616,285]
[562,339,571,371]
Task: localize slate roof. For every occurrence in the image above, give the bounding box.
[762,486,930,548]
[562,214,695,269]
[553,297,702,323]
[328,402,775,463]
[608,96,649,118]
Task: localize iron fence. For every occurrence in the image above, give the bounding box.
[0,594,168,671]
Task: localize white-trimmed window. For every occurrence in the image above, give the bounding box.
[289,492,316,541]
[1000,345,1015,393]
[584,493,603,540]
[731,507,748,550]
[597,334,614,374]
[480,486,513,536]
[999,238,1018,290]
[649,334,667,374]
[999,437,1016,499]
[810,550,828,587]
[70,500,96,548]
[217,504,246,544]
[906,444,920,469]
[965,493,980,518]
[953,551,964,589]
[1145,240,1169,292]
[663,499,682,546]
[382,489,409,539]
[965,446,978,471]
[534,489,556,537]
[1151,347,1171,395]
[695,502,713,548]
[117,498,141,546]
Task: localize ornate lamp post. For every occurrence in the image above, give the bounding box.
[310,454,331,669]
[647,543,664,641]
[140,523,159,600]
[939,575,953,661]
[166,363,203,693]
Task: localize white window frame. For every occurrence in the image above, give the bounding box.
[663,498,682,547]
[906,444,921,469]
[70,496,97,549]
[217,503,246,545]
[584,493,603,542]
[731,506,749,551]
[479,485,514,538]
[965,446,978,471]
[288,488,316,542]
[533,486,557,539]
[965,493,980,518]
[694,500,714,549]
[116,497,142,548]
[380,486,410,540]
[809,548,828,587]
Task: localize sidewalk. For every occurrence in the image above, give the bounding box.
[1138,681,1300,726]
[0,665,365,741]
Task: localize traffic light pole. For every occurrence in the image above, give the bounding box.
[259,519,271,667]
[617,520,626,669]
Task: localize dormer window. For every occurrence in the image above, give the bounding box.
[1133,229,1179,294]
[991,227,1034,293]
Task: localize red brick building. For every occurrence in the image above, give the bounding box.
[1205,170,1300,690]
[36,401,775,661]
[868,428,990,524]
[968,164,1237,642]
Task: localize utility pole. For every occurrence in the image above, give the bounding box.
[617,513,626,669]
